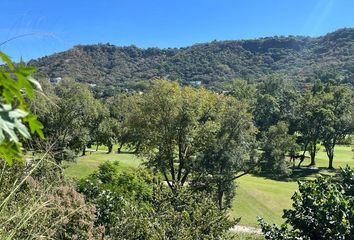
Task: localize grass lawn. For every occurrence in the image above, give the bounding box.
[302,145,354,168]
[63,151,142,179]
[231,145,353,227]
[63,145,353,228]
[231,175,297,227]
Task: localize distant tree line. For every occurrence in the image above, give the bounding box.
[29,28,354,97]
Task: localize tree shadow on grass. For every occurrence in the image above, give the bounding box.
[253,166,336,182]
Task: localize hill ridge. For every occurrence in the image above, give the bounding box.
[29,28,354,92]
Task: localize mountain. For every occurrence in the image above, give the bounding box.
[29,28,354,92]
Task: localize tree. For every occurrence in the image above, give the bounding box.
[105,93,143,153]
[226,79,257,108]
[33,79,102,162]
[88,102,109,151]
[125,79,258,211]
[126,79,220,192]
[296,84,332,167]
[191,96,257,209]
[321,83,354,169]
[78,161,237,240]
[254,75,299,135]
[96,117,120,153]
[260,122,297,175]
[254,94,280,133]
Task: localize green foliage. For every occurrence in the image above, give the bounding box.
[78,161,236,239]
[104,93,143,152]
[295,84,333,166]
[78,161,154,229]
[30,28,354,93]
[259,167,354,239]
[226,79,257,107]
[320,82,354,168]
[191,95,257,209]
[31,79,103,162]
[0,52,44,164]
[125,79,216,190]
[254,75,298,134]
[124,79,257,203]
[260,122,297,175]
[107,188,238,240]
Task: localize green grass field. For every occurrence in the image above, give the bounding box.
[231,175,297,227]
[63,151,142,179]
[63,145,354,228]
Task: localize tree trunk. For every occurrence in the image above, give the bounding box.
[325,139,336,170]
[96,144,99,151]
[328,154,334,169]
[108,144,113,154]
[309,142,316,166]
[117,143,123,154]
[82,147,86,156]
[217,185,224,210]
[326,145,335,169]
[297,155,305,168]
[298,141,309,168]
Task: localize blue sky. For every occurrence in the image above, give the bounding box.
[1,0,353,61]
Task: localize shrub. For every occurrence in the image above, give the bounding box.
[78,161,237,239]
[0,159,102,240]
[259,167,354,239]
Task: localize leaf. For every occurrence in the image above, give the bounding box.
[27,76,42,91]
[15,73,34,99]
[0,116,18,143]
[17,63,36,76]
[8,108,28,119]
[0,140,22,165]
[13,118,30,139]
[0,51,14,70]
[25,114,44,139]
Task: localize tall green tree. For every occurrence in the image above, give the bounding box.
[126,79,218,192]
[126,79,258,209]
[296,84,331,167]
[321,83,354,168]
[226,79,257,108]
[105,93,143,153]
[191,96,257,209]
[33,79,102,161]
[254,75,298,134]
[260,122,297,175]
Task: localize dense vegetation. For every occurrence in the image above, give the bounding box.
[29,28,354,95]
[25,71,354,239]
[1,26,354,239]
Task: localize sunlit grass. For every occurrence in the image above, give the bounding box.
[231,175,297,227]
[63,151,142,179]
[232,145,353,227]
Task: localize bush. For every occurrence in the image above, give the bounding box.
[259,167,354,239]
[78,161,237,239]
[108,188,238,240]
[42,186,103,240]
[0,159,102,239]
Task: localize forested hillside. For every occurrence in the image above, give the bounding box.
[30,28,354,92]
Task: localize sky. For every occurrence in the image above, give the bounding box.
[0,0,353,61]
